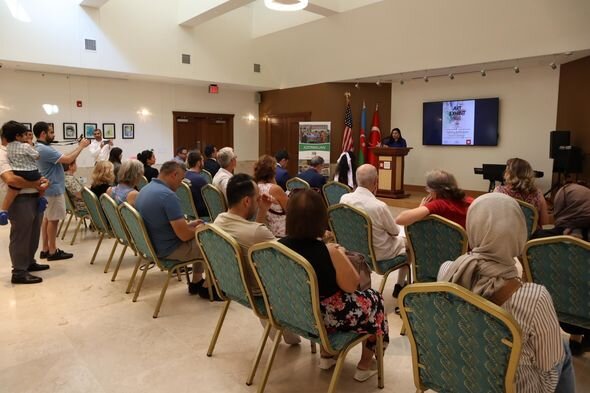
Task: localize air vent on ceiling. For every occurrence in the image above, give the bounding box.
[182,54,191,64]
[85,39,97,51]
[253,63,261,73]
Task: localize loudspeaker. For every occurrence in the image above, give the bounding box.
[553,146,584,173]
[549,130,570,159]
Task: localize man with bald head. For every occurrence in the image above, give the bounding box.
[340,164,408,297]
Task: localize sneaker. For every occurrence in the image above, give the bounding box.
[353,367,378,382]
[0,211,8,225]
[39,250,49,259]
[318,357,337,370]
[37,197,48,213]
[188,278,205,295]
[11,272,43,284]
[28,262,50,272]
[47,249,74,261]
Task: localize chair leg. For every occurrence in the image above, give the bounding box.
[153,269,174,318]
[311,341,317,354]
[61,214,73,240]
[111,245,128,282]
[56,217,65,237]
[377,335,384,389]
[257,330,282,393]
[104,241,118,273]
[132,260,150,302]
[399,324,406,336]
[184,266,191,283]
[176,270,182,281]
[70,216,84,245]
[327,347,352,393]
[207,300,231,357]
[89,233,105,265]
[126,256,142,294]
[246,321,271,386]
[378,269,394,294]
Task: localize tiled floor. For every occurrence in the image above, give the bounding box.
[0,216,588,393]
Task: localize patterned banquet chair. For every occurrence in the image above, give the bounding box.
[118,202,201,318]
[286,177,310,193]
[516,199,538,239]
[177,181,200,221]
[82,187,116,271]
[195,224,270,386]
[322,181,351,207]
[137,175,148,190]
[406,214,468,283]
[399,282,522,393]
[201,169,213,184]
[201,184,227,221]
[523,235,590,330]
[248,241,384,393]
[328,203,408,293]
[61,189,90,245]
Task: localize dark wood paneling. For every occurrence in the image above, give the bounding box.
[173,111,234,156]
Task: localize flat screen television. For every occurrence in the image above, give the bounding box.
[423,97,499,146]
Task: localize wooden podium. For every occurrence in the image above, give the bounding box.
[370,147,412,199]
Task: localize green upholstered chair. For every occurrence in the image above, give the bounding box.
[61,189,90,245]
[137,175,148,190]
[516,200,538,239]
[523,235,590,330]
[118,202,200,318]
[328,203,408,293]
[406,214,468,283]
[100,194,136,282]
[195,225,270,386]
[177,181,199,220]
[201,184,227,222]
[322,181,351,207]
[82,187,116,270]
[248,241,384,393]
[286,177,310,193]
[399,283,522,393]
[201,169,213,184]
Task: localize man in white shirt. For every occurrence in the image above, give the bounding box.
[88,128,112,163]
[340,164,408,297]
[212,147,236,197]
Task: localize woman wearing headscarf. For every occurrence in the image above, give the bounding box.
[333,151,356,189]
[438,193,574,393]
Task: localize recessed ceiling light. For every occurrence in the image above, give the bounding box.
[264,0,308,11]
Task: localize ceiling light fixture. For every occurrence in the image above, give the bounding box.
[264,0,308,12]
[399,80,404,85]
[480,69,486,77]
[513,66,520,74]
[549,62,557,70]
[376,80,381,87]
[424,76,429,83]
[448,73,454,80]
[354,82,360,89]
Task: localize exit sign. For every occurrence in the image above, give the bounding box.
[208,84,219,94]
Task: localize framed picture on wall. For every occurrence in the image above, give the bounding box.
[122,123,134,139]
[21,123,32,131]
[63,123,78,140]
[102,123,116,139]
[84,123,97,138]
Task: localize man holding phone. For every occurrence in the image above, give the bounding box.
[88,128,112,163]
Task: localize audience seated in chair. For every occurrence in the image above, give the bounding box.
[340,164,407,297]
[184,150,209,218]
[280,189,389,382]
[90,160,115,198]
[396,169,473,229]
[495,158,550,229]
[214,173,300,344]
[274,149,291,191]
[254,155,288,237]
[212,146,236,198]
[108,147,123,184]
[297,155,326,190]
[63,160,86,212]
[137,149,158,183]
[438,193,574,393]
[134,160,217,300]
[107,159,143,206]
[203,144,220,178]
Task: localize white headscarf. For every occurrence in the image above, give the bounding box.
[334,152,354,188]
[440,193,527,299]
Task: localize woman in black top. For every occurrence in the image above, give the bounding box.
[279,189,389,382]
[383,127,407,148]
[137,150,158,183]
[108,147,123,183]
[90,160,115,198]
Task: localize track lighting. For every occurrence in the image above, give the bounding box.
[550,62,557,70]
[448,73,454,80]
[513,66,520,74]
[480,69,486,77]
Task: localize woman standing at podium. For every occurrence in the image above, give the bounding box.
[383,128,407,148]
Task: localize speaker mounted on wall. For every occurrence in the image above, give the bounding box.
[549,130,570,159]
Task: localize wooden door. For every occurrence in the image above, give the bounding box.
[264,112,310,175]
[173,112,234,155]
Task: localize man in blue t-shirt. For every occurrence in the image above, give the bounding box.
[34,122,90,261]
[135,161,218,299]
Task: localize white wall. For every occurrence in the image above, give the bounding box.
[0,69,260,168]
[392,65,560,192]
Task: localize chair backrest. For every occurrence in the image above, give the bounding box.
[64,189,84,216]
[176,181,199,220]
[406,215,468,283]
[286,177,310,192]
[400,283,522,393]
[327,203,376,270]
[137,176,148,190]
[201,169,213,184]
[249,241,337,349]
[201,184,227,221]
[118,202,160,265]
[523,236,590,329]
[516,200,538,238]
[322,181,351,207]
[100,193,130,246]
[196,225,263,316]
[81,187,110,234]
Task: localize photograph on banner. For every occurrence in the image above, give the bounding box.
[298,121,331,177]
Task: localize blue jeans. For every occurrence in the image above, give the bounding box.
[555,339,575,393]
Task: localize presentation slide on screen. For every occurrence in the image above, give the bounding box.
[442,100,475,145]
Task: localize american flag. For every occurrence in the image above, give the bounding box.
[341,99,353,152]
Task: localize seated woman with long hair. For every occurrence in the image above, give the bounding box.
[438,193,574,393]
[107,160,144,206]
[495,158,550,228]
[137,149,158,183]
[333,151,356,189]
[253,155,288,237]
[108,147,123,183]
[396,169,473,228]
[90,160,115,198]
[279,189,389,382]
